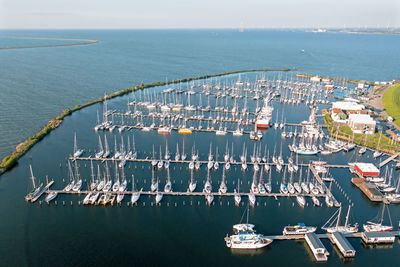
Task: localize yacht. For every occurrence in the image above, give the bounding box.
[131,175,141,205]
[206,194,214,205]
[204,169,212,194]
[45,191,58,203]
[283,223,317,235]
[218,168,228,194]
[322,206,358,233]
[188,169,197,192]
[296,195,306,207]
[248,193,256,207]
[225,206,273,249]
[25,165,43,202]
[363,204,393,232]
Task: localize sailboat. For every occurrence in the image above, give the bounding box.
[258,167,266,194]
[204,169,212,194]
[112,161,120,192]
[73,132,84,158]
[234,179,241,206]
[218,167,228,194]
[155,179,163,204]
[157,146,164,169]
[164,168,172,193]
[150,168,158,192]
[151,145,157,167]
[72,161,82,192]
[363,204,393,232]
[89,160,98,190]
[64,161,75,192]
[280,166,288,194]
[296,194,306,207]
[131,175,142,204]
[265,169,272,193]
[103,135,110,158]
[188,169,197,192]
[175,143,180,161]
[103,162,112,192]
[96,165,105,191]
[95,135,104,158]
[322,206,358,233]
[25,165,43,202]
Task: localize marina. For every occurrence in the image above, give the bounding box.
[18,70,400,264]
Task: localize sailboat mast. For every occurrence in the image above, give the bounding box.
[344,205,351,227]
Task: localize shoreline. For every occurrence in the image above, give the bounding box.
[0,68,294,176]
[0,36,101,50]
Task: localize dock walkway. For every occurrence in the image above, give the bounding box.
[379,152,400,168]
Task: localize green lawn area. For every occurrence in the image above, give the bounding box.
[382,84,400,126]
[324,114,399,153]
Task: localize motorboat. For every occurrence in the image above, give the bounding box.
[283,223,317,235]
[225,205,273,249]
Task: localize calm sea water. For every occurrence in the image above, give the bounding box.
[0,30,399,266]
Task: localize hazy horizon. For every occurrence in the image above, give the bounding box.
[1,0,399,29]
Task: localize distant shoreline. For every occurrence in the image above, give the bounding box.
[0,36,100,50]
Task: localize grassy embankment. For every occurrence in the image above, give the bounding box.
[324,114,399,154]
[0,68,294,176]
[296,73,375,85]
[382,84,400,127]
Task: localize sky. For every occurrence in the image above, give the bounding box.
[0,0,399,29]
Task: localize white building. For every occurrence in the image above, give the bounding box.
[331,101,365,123]
[348,114,376,135]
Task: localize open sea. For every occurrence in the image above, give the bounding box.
[0,30,400,266]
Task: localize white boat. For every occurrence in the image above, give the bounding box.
[248,193,256,206]
[206,194,214,205]
[25,165,43,202]
[283,223,317,235]
[225,206,273,249]
[150,168,158,192]
[204,169,212,194]
[312,196,320,206]
[234,179,241,206]
[188,169,197,192]
[72,161,82,192]
[325,195,334,207]
[296,195,305,207]
[116,192,125,204]
[164,169,172,193]
[322,206,358,233]
[131,175,141,204]
[218,168,228,194]
[73,132,84,158]
[155,192,163,204]
[363,204,393,232]
[45,191,58,203]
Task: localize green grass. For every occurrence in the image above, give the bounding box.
[382,84,400,126]
[324,114,399,153]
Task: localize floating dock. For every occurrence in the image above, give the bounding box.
[361,231,398,244]
[330,232,356,258]
[305,233,329,262]
[351,178,383,202]
[379,151,400,168]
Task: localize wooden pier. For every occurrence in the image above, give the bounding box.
[379,151,400,168]
[70,155,349,170]
[47,189,326,199]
